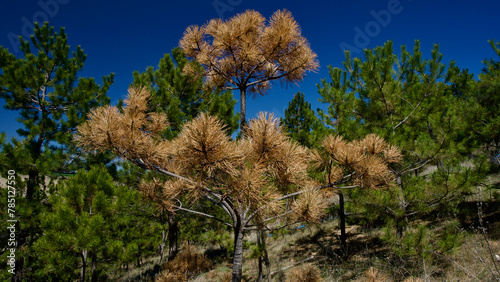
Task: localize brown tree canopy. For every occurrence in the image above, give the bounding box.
[75,87,321,223]
[312,134,403,188]
[75,87,401,233]
[179,9,319,128]
[74,87,400,282]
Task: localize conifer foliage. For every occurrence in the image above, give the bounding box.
[0,22,114,200]
[0,22,114,281]
[76,86,399,281]
[179,9,319,129]
[475,40,500,160]
[317,40,488,235]
[281,92,326,148]
[312,134,402,252]
[33,165,160,281]
[131,47,239,138]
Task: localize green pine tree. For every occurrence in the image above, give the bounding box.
[281,92,327,148]
[0,22,114,200]
[33,165,160,281]
[0,22,114,280]
[317,66,361,140]
[475,40,500,160]
[317,40,488,235]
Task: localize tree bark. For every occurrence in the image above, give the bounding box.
[159,228,166,264]
[339,192,347,255]
[81,250,87,282]
[232,225,245,282]
[26,170,39,201]
[91,251,97,282]
[26,136,44,201]
[395,173,409,237]
[257,232,263,282]
[167,215,179,261]
[256,230,271,281]
[260,231,271,282]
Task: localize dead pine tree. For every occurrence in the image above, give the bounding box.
[137,176,179,263]
[179,10,318,279]
[76,87,324,282]
[311,134,402,256]
[179,9,319,130]
[75,87,400,282]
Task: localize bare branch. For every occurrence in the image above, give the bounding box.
[173,205,233,228]
[400,137,446,175]
[393,93,427,130]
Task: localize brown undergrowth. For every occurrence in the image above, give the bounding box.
[155,242,212,282]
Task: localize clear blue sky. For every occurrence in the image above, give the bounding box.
[1,0,499,139]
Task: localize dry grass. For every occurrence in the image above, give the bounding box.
[108,182,500,282]
[110,212,499,281]
[285,263,322,282]
[362,267,390,282]
[194,266,233,282]
[237,213,499,282]
[442,234,500,281]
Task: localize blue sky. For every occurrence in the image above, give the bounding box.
[1,0,499,139]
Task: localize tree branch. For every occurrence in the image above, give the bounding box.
[393,94,427,130]
[400,137,446,175]
[246,180,359,223]
[173,205,233,228]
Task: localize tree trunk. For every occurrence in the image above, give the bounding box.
[232,226,245,282]
[240,87,247,132]
[91,251,98,282]
[339,192,347,255]
[26,138,43,201]
[137,251,141,267]
[258,231,271,282]
[257,231,263,282]
[12,256,24,282]
[167,215,178,261]
[159,228,167,264]
[81,250,87,282]
[261,231,271,282]
[26,169,39,201]
[396,174,409,237]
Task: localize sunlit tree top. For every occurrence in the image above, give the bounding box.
[179,9,319,96]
